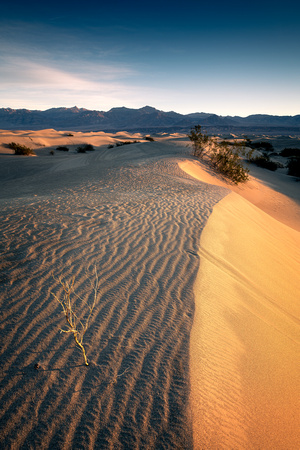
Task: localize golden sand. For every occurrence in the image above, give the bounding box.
[1,130,299,448]
[181,161,300,449]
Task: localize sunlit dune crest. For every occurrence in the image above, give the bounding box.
[181,161,300,449]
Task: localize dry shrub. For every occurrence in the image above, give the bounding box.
[52,268,98,366]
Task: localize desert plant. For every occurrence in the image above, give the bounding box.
[84,144,95,151]
[210,142,249,183]
[249,155,278,171]
[248,141,274,152]
[280,147,300,157]
[187,127,249,183]
[114,140,140,147]
[187,125,209,158]
[56,146,69,152]
[50,150,55,156]
[76,144,95,153]
[246,147,279,171]
[144,136,155,141]
[287,157,300,177]
[8,142,36,156]
[116,141,130,146]
[52,268,98,366]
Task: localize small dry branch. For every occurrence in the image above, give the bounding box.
[52,268,98,366]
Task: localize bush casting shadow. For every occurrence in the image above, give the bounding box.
[76,144,95,153]
[8,142,36,156]
[187,125,249,184]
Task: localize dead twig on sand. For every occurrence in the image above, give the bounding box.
[52,268,98,366]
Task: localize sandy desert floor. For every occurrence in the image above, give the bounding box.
[0,130,299,449]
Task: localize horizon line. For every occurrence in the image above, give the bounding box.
[1,105,299,118]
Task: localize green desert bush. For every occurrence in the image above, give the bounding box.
[52,268,98,366]
[8,142,36,156]
[287,157,300,177]
[187,125,209,158]
[210,142,249,183]
[187,126,249,184]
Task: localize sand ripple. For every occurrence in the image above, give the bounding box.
[0,146,227,449]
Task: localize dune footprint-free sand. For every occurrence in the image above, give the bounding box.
[0,135,227,449]
[1,131,299,449]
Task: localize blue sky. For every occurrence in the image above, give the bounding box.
[1,0,299,116]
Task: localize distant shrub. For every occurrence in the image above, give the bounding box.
[66,133,74,136]
[8,142,35,156]
[248,141,274,152]
[287,157,300,177]
[144,136,155,141]
[84,144,95,151]
[50,150,55,156]
[249,155,278,171]
[280,147,300,157]
[107,144,114,149]
[56,146,69,152]
[76,144,95,153]
[114,140,140,147]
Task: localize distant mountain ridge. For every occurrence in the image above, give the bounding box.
[1,106,300,133]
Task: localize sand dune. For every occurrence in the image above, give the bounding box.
[182,162,300,449]
[0,131,226,448]
[179,159,300,231]
[0,130,299,448]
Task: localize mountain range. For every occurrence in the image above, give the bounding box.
[1,106,300,134]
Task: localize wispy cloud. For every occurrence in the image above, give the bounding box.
[0,56,154,110]
[0,14,299,115]
[1,56,136,86]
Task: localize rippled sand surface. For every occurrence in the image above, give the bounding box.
[2,131,299,449]
[0,138,226,449]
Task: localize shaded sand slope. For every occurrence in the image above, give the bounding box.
[0,138,227,449]
[184,167,300,448]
